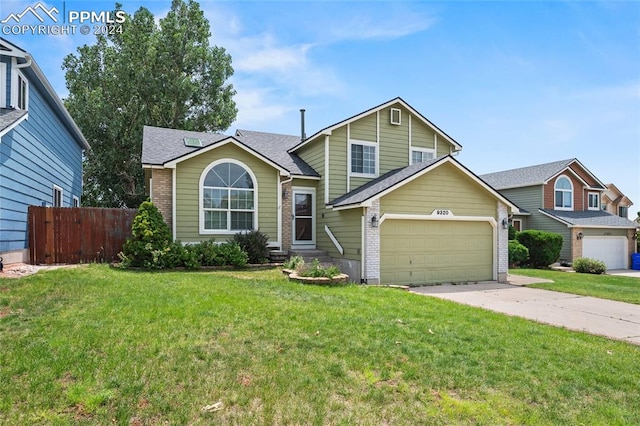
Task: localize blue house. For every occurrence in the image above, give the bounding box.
[0,38,89,264]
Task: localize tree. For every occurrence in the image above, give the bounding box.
[63,0,236,208]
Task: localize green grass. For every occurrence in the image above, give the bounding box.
[1,265,639,425]
[513,268,640,305]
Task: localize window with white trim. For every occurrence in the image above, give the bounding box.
[350,141,376,177]
[411,148,435,165]
[201,161,255,232]
[53,185,63,207]
[587,192,600,211]
[554,176,573,210]
[11,68,28,110]
[73,195,80,208]
[390,108,401,125]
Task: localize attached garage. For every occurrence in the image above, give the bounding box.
[583,236,628,270]
[380,218,494,285]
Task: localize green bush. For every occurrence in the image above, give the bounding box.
[217,242,248,267]
[283,255,305,271]
[121,201,174,268]
[300,259,342,279]
[508,225,517,241]
[508,240,529,267]
[233,230,270,264]
[573,257,606,274]
[515,230,563,268]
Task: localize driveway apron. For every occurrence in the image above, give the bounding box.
[411,282,640,345]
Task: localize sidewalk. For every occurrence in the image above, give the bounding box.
[411,280,640,346]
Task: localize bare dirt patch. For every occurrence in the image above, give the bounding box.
[0,263,81,279]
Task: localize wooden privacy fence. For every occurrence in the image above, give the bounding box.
[28,207,137,265]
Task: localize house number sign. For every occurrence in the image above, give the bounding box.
[431,209,453,217]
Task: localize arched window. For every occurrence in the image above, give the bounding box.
[554,175,573,210]
[200,160,256,232]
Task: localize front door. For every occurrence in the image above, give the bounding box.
[292,188,315,247]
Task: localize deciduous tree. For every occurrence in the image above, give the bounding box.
[63,0,236,207]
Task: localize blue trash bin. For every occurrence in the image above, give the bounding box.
[632,253,640,270]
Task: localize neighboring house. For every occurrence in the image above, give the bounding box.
[481,159,638,269]
[0,38,90,263]
[602,183,633,219]
[142,97,519,285]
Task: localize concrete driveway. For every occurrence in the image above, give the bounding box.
[411,280,640,346]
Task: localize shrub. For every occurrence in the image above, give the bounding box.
[300,259,342,279]
[217,242,248,267]
[508,225,517,240]
[508,240,529,267]
[573,257,606,274]
[516,230,563,268]
[283,255,304,271]
[121,201,173,268]
[233,230,270,264]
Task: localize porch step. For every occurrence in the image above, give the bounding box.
[289,249,332,264]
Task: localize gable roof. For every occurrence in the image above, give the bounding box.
[603,183,634,207]
[288,97,462,153]
[330,155,519,212]
[539,209,638,229]
[480,158,605,190]
[0,37,89,150]
[141,125,319,177]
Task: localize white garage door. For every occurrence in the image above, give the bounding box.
[582,236,628,270]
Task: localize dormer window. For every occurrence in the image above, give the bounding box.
[554,175,573,210]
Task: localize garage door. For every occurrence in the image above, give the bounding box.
[380,220,494,285]
[583,236,628,270]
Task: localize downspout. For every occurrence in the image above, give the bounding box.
[15,56,32,69]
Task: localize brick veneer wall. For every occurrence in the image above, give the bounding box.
[364,199,380,284]
[281,179,292,250]
[497,202,509,282]
[151,168,173,229]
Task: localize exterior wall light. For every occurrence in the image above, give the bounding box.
[577,232,584,240]
[633,232,638,241]
[371,214,378,228]
[282,189,288,199]
[501,218,509,229]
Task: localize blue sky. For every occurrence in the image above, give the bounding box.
[2,0,639,217]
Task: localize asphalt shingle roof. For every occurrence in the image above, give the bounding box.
[141,126,319,177]
[480,159,577,190]
[0,108,28,134]
[540,209,638,228]
[330,156,444,207]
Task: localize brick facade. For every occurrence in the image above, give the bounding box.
[363,200,380,284]
[281,179,293,250]
[151,168,173,229]
[571,228,583,259]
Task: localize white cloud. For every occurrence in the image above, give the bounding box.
[232,87,292,130]
[325,13,435,42]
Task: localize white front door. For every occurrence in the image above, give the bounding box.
[292,188,315,248]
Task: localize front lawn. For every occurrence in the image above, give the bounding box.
[1,265,639,424]
[513,268,640,305]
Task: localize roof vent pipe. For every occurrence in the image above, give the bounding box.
[300,108,306,142]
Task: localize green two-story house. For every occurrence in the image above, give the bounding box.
[142,98,518,285]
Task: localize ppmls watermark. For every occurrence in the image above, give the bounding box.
[1,2,126,36]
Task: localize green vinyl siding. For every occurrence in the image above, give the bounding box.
[380,162,496,218]
[174,143,279,243]
[410,118,436,150]
[379,106,410,174]
[436,140,452,157]
[350,114,377,142]
[499,186,542,215]
[296,138,324,176]
[527,213,571,260]
[317,207,362,261]
[328,126,348,201]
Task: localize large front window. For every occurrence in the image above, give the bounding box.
[350,141,376,176]
[202,161,255,231]
[554,176,573,210]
